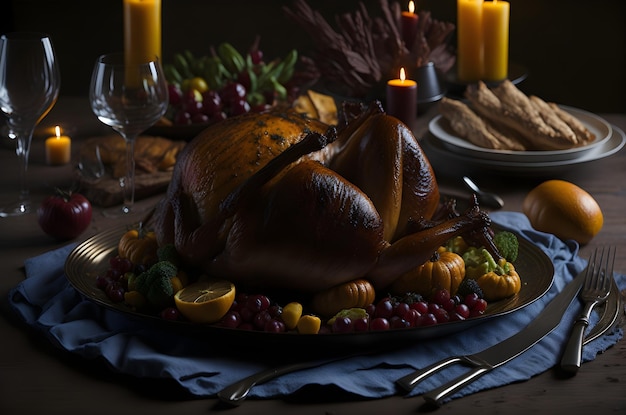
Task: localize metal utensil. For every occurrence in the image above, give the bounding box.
[462,176,504,209]
[396,267,586,406]
[560,246,615,374]
[217,354,359,406]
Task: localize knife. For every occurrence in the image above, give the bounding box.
[396,267,586,406]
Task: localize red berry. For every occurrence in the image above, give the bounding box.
[455,303,471,319]
[219,311,241,328]
[220,82,246,105]
[404,308,421,327]
[370,317,390,331]
[253,310,271,330]
[464,293,480,309]
[375,299,394,319]
[264,319,285,333]
[354,317,369,332]
[410,301,429,315]
[393,302,410,319]
[432,307,450,323]
[473,298,488,313]
[160,307,180,321]
[432,289,451,306]
[416,313,438,327]
[332,317,354,333]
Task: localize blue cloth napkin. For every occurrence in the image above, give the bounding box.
[8,212,625,401]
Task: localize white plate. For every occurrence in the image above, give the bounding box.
[422,125,625,176]
[429,105,613,162]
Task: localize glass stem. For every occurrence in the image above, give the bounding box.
[122,136,136,214]
[13,126,35,209]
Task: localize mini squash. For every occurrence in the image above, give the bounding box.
[475,258,521,301]
[390,248,465,297]
[310,278,376,317]
[118,226,159,265]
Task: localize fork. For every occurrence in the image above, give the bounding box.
[560,246,615,374]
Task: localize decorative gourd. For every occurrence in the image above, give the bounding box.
[475,258,521,301]
[310,278,376,317]
[390,248,465,297]
[118,227,159,265]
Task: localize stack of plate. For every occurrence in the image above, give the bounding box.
[423,106,625,174]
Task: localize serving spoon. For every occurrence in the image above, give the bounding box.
[463,176,504,209]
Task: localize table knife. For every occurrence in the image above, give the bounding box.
[396,268,586,406]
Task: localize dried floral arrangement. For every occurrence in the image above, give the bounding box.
[283,0,456,99]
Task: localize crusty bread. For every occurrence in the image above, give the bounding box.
[446,80,597,151]
[439,97,525,150]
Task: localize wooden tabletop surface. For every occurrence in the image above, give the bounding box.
[1,97,624,415]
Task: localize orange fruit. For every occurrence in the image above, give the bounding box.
[296,315,322,334]
[282,302,303,330]
[522,179,603,245]
[174,279,235,324]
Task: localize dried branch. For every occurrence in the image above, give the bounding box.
[283,0,456,98]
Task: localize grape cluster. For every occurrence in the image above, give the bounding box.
[95,255,136,303]
[218,293,287,333]
[163,42,302,127]
[167,80,266,126]
[326,290,488,334]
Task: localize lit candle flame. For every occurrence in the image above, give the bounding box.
[55,125,61,138]
[400,67,407,82]
[409,1,415,14]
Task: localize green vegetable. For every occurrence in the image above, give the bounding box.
[327,308,368,325]
[456,278,484,299]
[493,231,519,262]
[134,261,178,308]
[462,247,498,279]
[157,244,180,267]
[445,235,469,255]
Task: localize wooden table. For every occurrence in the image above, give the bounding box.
[1,97,624,415]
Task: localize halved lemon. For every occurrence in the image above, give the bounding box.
[174,279,235,324]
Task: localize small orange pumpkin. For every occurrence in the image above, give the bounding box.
[310,278,376,317]
[118,225,159,265]
[390,248,465,297]
[475,258,521,301]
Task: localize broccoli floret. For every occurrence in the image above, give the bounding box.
[157,244,180,267]
[445,236,469,255]
[134,261,177,308]
[462,247,498,279]
[456,278,484,299]
[493,231,519,262]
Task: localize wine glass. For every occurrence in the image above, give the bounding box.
[0,32,60,217]
[89,53,168,215]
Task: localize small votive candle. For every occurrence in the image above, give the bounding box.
[386,67,417,128]
[45,126,71,165]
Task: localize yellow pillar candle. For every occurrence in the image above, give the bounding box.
[483,0,510,81]
[457,0,484,82]
[123,0,162,66]
[45,126,71,166]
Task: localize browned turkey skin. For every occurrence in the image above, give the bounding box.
[151,102,492,294]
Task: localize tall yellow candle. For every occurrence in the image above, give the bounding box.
[123,0,161,67]
[483,0,510,81]
[457,0,483,82]
[45,126,71,166]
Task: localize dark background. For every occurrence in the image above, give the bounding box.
[3,0,625,113]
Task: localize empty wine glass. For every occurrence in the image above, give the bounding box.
[0,32,60,217]
[89,53,168,216]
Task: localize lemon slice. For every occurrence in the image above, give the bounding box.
[174,279,235,324]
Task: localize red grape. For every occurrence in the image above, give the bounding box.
[370,317,390,331]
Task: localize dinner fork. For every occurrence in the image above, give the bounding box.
[560,246,615,374]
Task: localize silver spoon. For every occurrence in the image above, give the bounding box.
[462,176,504,209]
